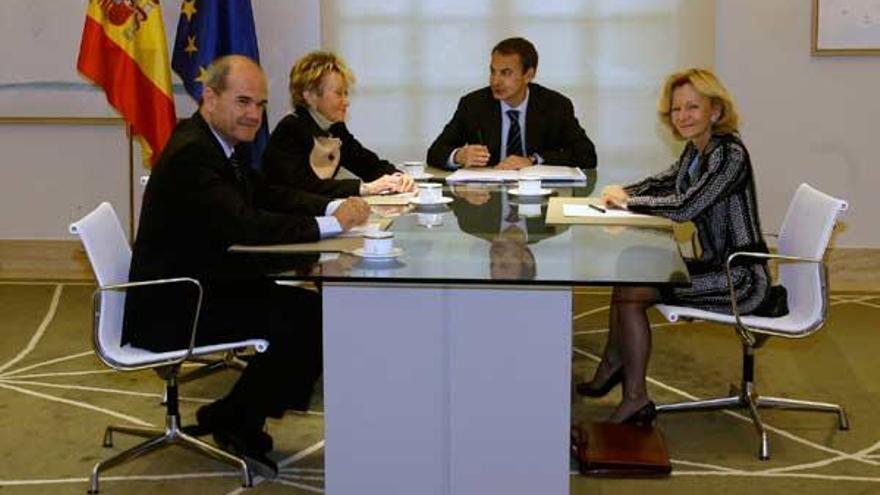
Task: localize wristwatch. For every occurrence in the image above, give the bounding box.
[529,153,542,165]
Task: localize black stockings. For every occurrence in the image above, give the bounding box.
[594,286,659,422]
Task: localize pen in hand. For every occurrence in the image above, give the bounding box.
[588,204,606,214]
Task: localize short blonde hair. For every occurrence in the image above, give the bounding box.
[657,68,739,139]
[288,51,355,108]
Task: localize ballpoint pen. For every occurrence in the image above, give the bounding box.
[588,204,606,214]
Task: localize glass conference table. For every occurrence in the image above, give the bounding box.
[233,180,688,495]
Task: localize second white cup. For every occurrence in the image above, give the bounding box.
[418,183,442,203]
[363,231,394,255]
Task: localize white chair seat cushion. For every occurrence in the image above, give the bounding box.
[655,304,808,335]
[104,339,269,368]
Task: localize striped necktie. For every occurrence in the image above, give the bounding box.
[506,109,523,158]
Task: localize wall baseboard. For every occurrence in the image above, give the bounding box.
[0,240,877,291]
[0,240,91,281]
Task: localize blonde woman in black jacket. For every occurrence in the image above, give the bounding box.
[263,51,414,198]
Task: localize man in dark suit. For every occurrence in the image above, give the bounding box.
[427,37,597,171]
[124,55,370,476]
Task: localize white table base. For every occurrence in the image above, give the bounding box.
[323,283,572,495]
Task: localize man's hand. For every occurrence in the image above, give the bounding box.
[600,185,629,209]
[454,144,491,168]
[496,155,531,170]
[334,197,370,230]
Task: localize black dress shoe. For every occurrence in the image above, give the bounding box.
[212,428,278,479]
[575,367,624,397]
[193,401,273,453]
[621,401,656,427]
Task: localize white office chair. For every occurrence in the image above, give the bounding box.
[70,202,269,493]
[654,183,849,460]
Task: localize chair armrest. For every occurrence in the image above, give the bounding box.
[723,251,824,344]
[94,277,204,368]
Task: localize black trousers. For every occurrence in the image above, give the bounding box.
[193,281,323,421]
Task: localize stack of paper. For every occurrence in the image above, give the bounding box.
[446,164,586,183]
[363,192,415,206]
[545,198,672,228]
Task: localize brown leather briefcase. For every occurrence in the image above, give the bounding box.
[571,422,672,477]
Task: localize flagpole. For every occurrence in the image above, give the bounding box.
[128,124,135,244]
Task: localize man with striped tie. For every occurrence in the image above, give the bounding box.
[427,37,597,171]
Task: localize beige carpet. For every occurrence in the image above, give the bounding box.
[0,282,878,494]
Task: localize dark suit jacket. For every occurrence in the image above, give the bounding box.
[263,107,399,198]
[123,111,331,350]
[427,84,597,170]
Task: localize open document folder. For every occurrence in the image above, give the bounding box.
[545,197,672,228]
[445,164,586,183]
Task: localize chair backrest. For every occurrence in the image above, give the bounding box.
[776,184,848,328]
[69,202,131,358]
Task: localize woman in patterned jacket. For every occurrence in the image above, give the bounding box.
[576,68,771,424]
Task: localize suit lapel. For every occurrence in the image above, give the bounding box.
[483,93,502,165]
[193,112,251,199]
[525,84,541,155]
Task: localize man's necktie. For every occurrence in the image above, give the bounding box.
[230,155,245,184]
[230,152,251,200]
[506,109,523,158]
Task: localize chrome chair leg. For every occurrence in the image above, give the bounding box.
[89,434,169,493]
[655,395,741,412]
[175,430,252,487]
[758,395,850,430]
[743,387,769,460]
[103,425,162,447]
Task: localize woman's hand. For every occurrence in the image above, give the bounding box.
[600,185,629,209]
[364,173,414,195]
[394,173,416,193]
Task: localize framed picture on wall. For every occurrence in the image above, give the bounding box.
[813,0,880,55]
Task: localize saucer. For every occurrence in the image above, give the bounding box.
[409,196,453,206]
[411,173,434,180]
[508,187,552,197]
[352,247,404,259]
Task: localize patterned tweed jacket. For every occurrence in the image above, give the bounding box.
[624,133,768,275]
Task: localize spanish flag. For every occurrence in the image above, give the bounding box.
[77,0,176,167]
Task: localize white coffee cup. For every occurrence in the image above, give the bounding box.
[518,174,542,195]
[401,161,426,177]
[363,231,394,255]
[417,212,444,228]
[418,183,442,203]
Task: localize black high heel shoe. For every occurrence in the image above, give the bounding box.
[575,366,623,397]
[621,401,656,427]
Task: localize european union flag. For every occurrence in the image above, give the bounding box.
[172,0,268,168]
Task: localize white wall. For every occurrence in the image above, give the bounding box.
[2,0,877,248]
[716,0,879,247]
